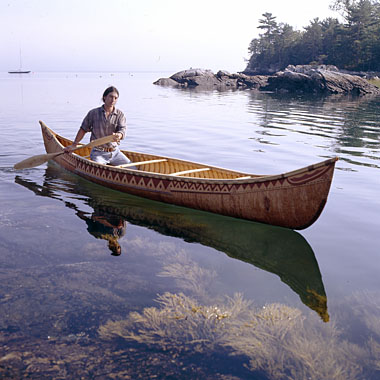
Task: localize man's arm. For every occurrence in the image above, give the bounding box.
[115,112,127,140]
[64,128,87,152]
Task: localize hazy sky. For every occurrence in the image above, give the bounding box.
[1,0,337,73]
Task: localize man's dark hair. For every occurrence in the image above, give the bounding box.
[102,86,119,102]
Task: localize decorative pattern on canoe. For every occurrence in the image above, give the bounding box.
[169,181,234,194]
[75,160,170,193]
[287,165,332,186]
[70,157,330,196]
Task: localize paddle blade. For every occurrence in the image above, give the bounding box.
[14,152,61,170]
[14,132,115,170]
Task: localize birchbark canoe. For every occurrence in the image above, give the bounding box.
[40,120,338,230]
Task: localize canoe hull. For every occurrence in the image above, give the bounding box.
[41,122,337,229]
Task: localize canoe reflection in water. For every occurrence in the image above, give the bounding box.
[15,163,329,321]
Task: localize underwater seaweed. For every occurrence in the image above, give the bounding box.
[98,249,380,380]
[158,251,217,300]
[99,292,249,354]
[99,290,380,380]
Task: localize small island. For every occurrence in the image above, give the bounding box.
[155,2,380,95]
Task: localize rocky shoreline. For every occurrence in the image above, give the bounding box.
[154,65,380,95]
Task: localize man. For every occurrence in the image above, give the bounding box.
[64,86,131,165]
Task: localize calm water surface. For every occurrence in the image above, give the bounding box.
[1,72,380,379]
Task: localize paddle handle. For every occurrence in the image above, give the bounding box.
[69,134,116,152]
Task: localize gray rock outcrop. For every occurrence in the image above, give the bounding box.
[265,65,380,95]
[154,66,380,95]
[153,68,268,90]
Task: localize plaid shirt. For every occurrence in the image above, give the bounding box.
[80,106,127,149]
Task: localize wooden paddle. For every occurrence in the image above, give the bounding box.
[14,134,115,170]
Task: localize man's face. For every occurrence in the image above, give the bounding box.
[104,91,118,108]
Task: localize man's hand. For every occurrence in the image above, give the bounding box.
[64,143,79,153]
[113,132,123,142]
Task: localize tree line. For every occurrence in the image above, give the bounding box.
[245,0,380,73]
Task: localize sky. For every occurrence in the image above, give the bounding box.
[1,0,338,73]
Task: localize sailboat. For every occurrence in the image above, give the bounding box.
[8,49,30,74]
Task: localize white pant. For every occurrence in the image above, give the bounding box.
[90,147,131,166]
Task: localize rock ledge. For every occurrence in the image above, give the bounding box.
[154,65,380,95]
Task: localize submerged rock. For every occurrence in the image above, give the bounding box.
[153,77,180,87]
[154,65,380,95]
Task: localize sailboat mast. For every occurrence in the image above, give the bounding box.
[8,48,30,74]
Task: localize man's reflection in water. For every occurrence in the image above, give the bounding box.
[14,174,127,256]
[76,209,126,256]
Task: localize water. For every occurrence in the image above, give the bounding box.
[1,71,380,379]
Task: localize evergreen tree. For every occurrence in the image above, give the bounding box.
[246,0,380,73]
